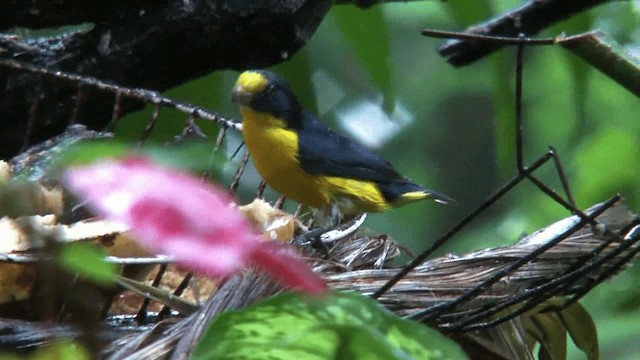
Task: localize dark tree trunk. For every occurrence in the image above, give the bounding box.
[0,0,332,158]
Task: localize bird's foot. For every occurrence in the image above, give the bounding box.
[290,212,367,258]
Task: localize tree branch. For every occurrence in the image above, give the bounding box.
[435,0,610,67]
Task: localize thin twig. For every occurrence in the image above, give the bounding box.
[549,147,577,207]
[137,103,162,146]
[433,0,607,66]
[422,29,556,45]
[228,151,251,194]
[455,224,639,331]
[412,195,619,322]
[107,91,123,132]
[136,264,167,323]
[372,151,554,299]
[69,86,85,125]
[0,59,241,131]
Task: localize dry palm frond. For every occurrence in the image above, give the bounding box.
[104,198,637,359]
[327,200,637,320]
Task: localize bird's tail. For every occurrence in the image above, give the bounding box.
[379,180,454,205]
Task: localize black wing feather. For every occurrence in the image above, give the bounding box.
[297,113,402,182]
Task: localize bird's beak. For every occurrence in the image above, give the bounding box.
[231,85,254,106]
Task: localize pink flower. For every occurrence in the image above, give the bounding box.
[63,157,325,294]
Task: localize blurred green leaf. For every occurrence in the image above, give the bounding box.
[274,50,318,115]
[192,291,467,360]
[54,140,225,179]
[573,128,638,205]
[492,51,516,176]
[30,340,91,360]
[446,0,493,25]
[58,243,116,286]
[450,0,509,179]
[145,141,225,175]
[554,11,593,145]
[2,340,92,360]
[333,5,394,110]
[0,354,20,360]
[53,140,130,166]
[585,307,640,360]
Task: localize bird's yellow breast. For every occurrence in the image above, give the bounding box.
[240,107,390,214]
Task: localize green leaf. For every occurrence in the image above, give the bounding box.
[523,299,600,360]
[30,340,91,360]
[553,11,592,146]
[530,312,567,360]
[445,0,493,25]
[333,5,394,111]
[53,140,130,167]
[274,50,317,115]
[557,302,599,360]
[192,291,467,360]
[448,0,511,180]
[53,140,225,178]
[0,354,20,360]
[492,51,516,176]
[573,128,639,205]
[144,141,225,175]
[58,243,117,286]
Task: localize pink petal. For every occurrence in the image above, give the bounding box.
[250,241,327,294]
[63,157,325,293]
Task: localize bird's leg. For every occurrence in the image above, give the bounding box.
[291,204,341,256]
[310,204,341,256]
[328,203,341,228]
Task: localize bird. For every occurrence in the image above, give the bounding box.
[231,69,451,222]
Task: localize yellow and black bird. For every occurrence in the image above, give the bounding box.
[231,70,451,220]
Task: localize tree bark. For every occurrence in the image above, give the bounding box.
[0,0,332,158]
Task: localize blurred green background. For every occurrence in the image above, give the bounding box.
[115,1,640,358]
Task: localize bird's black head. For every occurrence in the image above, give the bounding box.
[231,70,302,128]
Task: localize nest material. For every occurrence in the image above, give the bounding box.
[327,200,638,319]
[94,198,637,359]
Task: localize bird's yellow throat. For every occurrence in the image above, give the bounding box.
[240,106,326,209]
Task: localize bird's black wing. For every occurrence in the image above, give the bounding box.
[297,113,402,182]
